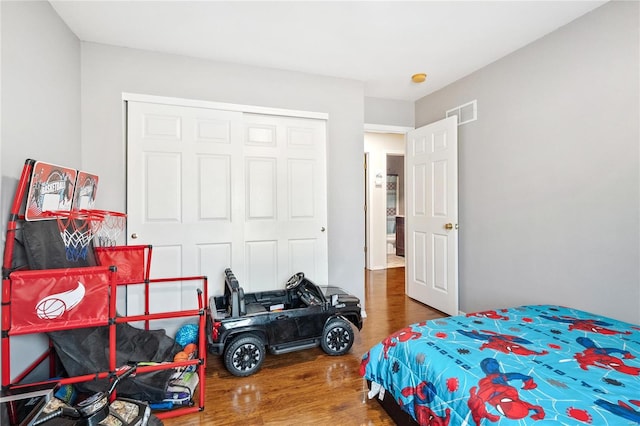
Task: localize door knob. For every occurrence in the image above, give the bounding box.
[131,233,138,239]
[321,227,326,232]
[444,223,453,230]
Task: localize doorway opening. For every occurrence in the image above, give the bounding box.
[363,131,406,270]
[385,154,405,268]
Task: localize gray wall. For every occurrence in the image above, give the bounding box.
[365,97,414,128]
[80,42,366,308]
[1,0,80,222]
[0,1,367,380]
[0,0,80,379]
[415,1,640,323]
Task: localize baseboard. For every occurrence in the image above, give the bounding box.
[366,265,386,271]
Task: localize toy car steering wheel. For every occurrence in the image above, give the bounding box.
[285,272,305,290]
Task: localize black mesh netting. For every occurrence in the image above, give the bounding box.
[48,323,182,401]
[20,219,181,402]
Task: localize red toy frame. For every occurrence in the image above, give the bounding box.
[1,159,208,420]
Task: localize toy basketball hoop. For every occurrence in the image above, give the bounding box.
[45,209,105,261]
[91,210,127,247]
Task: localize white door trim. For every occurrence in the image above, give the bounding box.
[122,92,328,120]
[364,123,414,134]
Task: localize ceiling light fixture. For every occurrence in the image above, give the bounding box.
[411,73,427,83]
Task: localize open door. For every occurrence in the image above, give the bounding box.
[405,116,458,315]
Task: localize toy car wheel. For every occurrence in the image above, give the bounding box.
[321,318,354,356]
[224,334,265,377]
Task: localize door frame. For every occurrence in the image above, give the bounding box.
[123,93,328,120]
[363,124,412,270]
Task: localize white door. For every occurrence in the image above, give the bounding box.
[127,101,328,321]
[241,113,328,290]
[405,116,458,315]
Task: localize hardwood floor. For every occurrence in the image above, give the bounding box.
[162,267,446,426]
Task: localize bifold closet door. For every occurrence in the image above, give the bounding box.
[127,101,327,325]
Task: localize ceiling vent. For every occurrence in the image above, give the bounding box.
[446,100,477,125]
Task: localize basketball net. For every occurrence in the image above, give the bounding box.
[47,210,104,261]
[92,210,126,247]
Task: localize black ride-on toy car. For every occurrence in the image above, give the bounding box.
[207,269,363,376]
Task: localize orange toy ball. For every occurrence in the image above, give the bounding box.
[173,351,189,362]
[183,343,197,354]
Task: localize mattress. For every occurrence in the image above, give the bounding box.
[360,305,640,425]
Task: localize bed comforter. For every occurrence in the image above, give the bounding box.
[360,305,640,425]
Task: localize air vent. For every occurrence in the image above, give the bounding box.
[446,100,477,125]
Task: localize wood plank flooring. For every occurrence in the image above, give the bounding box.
[162,267,446,426]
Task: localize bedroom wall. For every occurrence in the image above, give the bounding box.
[79,42,366,311]
[1,1,81,228]
[414,1,640,323]
[364,97,414,128]
[0,0,367,376]
[0,0,81,380]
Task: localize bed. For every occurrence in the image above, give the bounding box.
[360,305,640,425]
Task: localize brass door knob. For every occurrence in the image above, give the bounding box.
[444,223,453,230]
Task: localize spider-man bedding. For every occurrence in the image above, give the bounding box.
[360,305,640,425]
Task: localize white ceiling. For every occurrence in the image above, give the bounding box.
[50,0,607,102]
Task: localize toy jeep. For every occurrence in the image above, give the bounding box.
[207,269,363,376]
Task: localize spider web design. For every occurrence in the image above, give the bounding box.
[361,305,640,426]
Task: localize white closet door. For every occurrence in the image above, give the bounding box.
[127,102,327,323]
[242,113,328,291]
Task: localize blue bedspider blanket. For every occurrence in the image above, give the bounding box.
[360,305,640,425]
